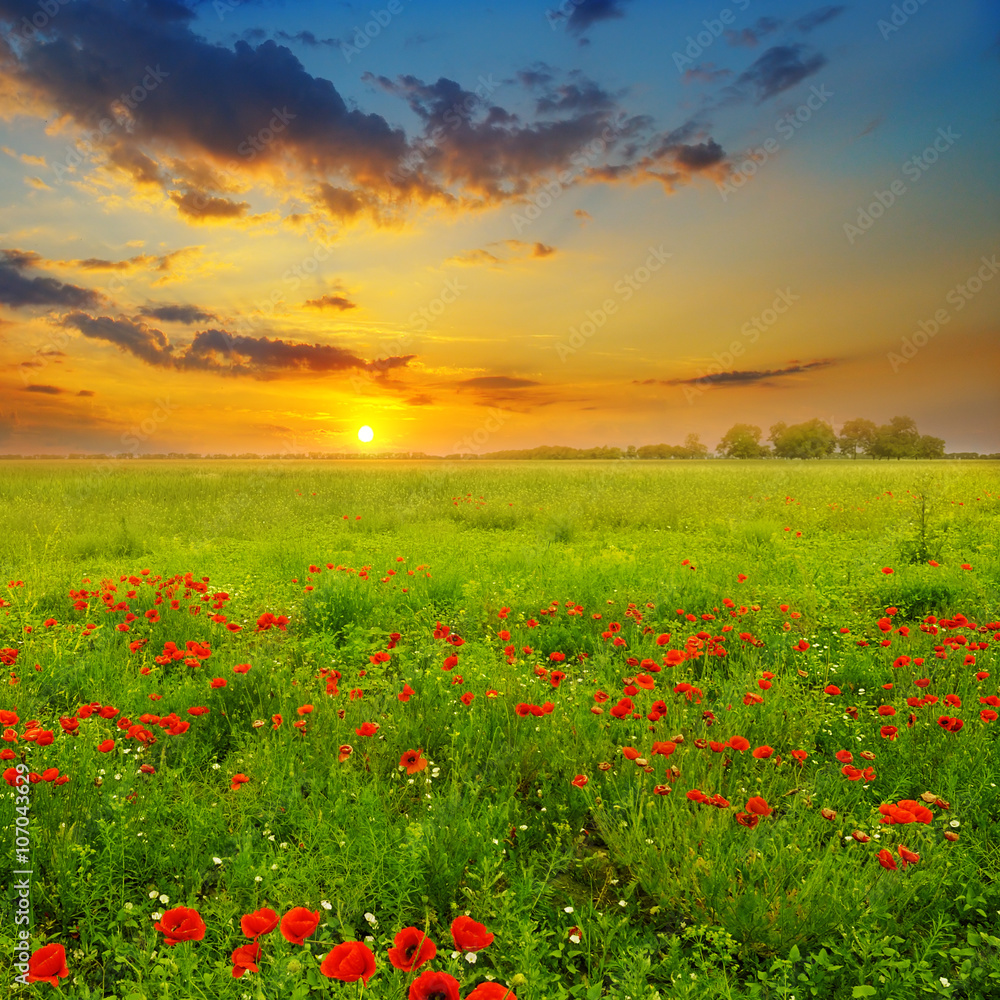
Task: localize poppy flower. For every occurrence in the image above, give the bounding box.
[320,940,377,984]
[745,796,772,817]
[230,773,250,790]
[408,969,461,1000]
[280,907,320,945]
[387,926,437,972]
[790,749,808,764]
[231,942,261,978]
[752,745,774,759]
[155,907,207,946]
[400,749,427,775]
[451,915,494,952]
[26,943,69,986]
[571,774,589,787]
[355,722,379,737]
[466,985,518,1000]
[898,845,920,865]
[735,811,759,828]
[728,736,750,753]
[241,908,279,939]
[877,848,898,870]
[852,830,871,843]
[98,739,115,752]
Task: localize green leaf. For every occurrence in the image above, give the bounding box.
[789,944,801,963]
[852,988,877,998]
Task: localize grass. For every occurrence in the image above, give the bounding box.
[0,458,998,999]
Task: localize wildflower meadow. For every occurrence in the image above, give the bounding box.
[1,458,998,1000]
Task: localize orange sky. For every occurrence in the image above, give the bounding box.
[1,0,998,455]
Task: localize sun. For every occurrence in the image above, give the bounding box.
[357,425,374,443]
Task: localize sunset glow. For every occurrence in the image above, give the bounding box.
[0,0,997,455]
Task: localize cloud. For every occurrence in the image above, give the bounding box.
[77,389,95,396]
[682,64,733,85]
[652,359,836,388]
[60,311,416,379]
[458,376,541,390]
[169,190,251,221]
[449,239,556,266]
[0,249,103,309]
[575,208,592,224]
[303,293,357,311]
[794,6,846,33]
[0,0,729,224]
[553,0,632,36]
[724,17,782,48]
[22,383,64,394]
[2,145,46,166]
[736,45,828,102]
[62,312,174,366]
[138,303,217,324]
[405,393,434,406]
[274,30,340,48]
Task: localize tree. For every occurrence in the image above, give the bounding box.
[838,418,878,459]
[870,416,920,460]
[717,424,768,458]
[684,432,709,458]
[770,418,836,459]
[916,434,945,459]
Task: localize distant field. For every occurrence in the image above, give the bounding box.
[1,460,998,998]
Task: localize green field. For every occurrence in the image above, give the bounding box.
[1,459,999,999]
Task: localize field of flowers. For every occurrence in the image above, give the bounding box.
[1,458,999,999]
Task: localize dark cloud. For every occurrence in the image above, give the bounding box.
[60,311,416,379]
[0,250,103,310]
[77,389,96,396]
[169,190,251,221]
[554,0,632,36]
[22,384,64,394]
[737,45,827,103]
[0,0,728,220]
[673,140,726,170]
[303,294,357,311]
[653,359,836,388]
[724,17,782,48]
[274,30,340,48]
[459,376,541,390]
[405,393,434,406]
[794,6,846,33]
[139,303,217,324]
[62,312,174,366]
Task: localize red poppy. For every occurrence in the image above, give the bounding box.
[26,943,69,986]
[735,811,759,828]
[155,907,207,946]
[686,789,708,804]
[752,745,774,759]
[241,908,279,939]
[898,845,920,865]
[745,796,772,817]
[408,969,461,1000]
[728,736,750,752]
[790,749,808,764]
[877,848,898,870]
[98,739,115,752]
[230,773,250,790]
[451,915,494,952]
[400,749,427,774]
[231,942,261,978]
[835,750,853,764]
[460,692,475,706]
[387,926,437,972]
[571,774,588,787]
[852,830,871,843]
[320,940,377,984]
[823,684,842,696]
[881,567,894,575]
[466,984,518,1000]
[355,722,379,737]
[280,907,320,945]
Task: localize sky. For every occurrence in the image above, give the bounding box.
[1,0,998,456]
